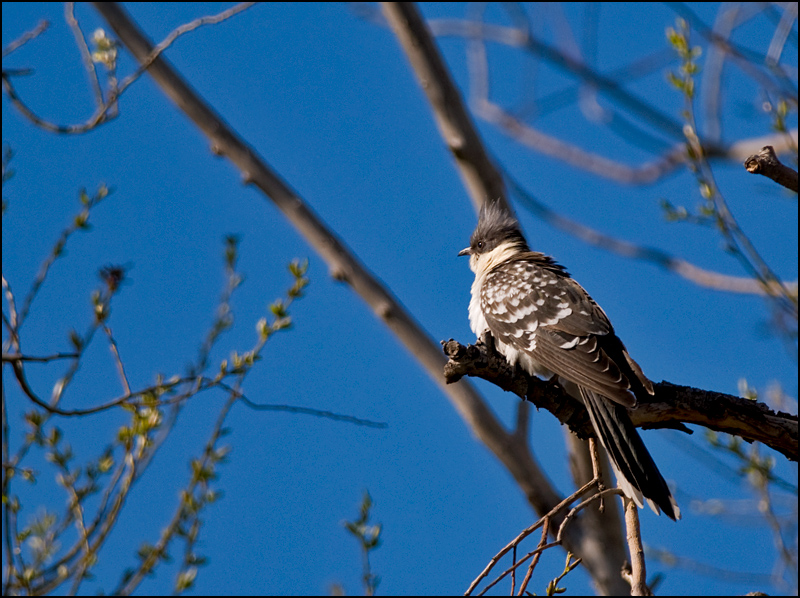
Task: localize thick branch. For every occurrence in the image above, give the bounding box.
[93,0,527,436]
[380,2,509,213]
[443,339,798,461]
[745,145,799,193]
[91,4,442,379]
[92,0,578,543]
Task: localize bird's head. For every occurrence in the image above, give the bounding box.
[459,201,529,274]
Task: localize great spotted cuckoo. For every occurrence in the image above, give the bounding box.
[459,201,679,520]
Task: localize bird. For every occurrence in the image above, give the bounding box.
[459,201,680,520]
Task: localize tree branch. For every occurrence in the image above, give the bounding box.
[2,19,49,58]
[443,338,798,461]
[505,171,799,297]
[623,499,650,596]
[380,2,509,213]
[745,145,799,193]
[92,1,483,415]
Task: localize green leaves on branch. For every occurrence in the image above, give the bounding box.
[545,552,582,596]
[666,18,701,99]
[75,184,112,230]
[255,258,309,343]
[343,491,382,596]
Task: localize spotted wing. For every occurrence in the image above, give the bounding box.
[480,256,650,407]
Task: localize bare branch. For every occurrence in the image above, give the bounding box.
[2,352,79,363]
[479,95,799,187]
[1,68,114,134]
[768,2,797,67]
[624,498,651,596]
[2,19,49,58]
[745,145,799,193]
[505,171,799,296]
[91,0,501,445]
[143,2,256,72]
[465,477,599,595]
[379,2,509,213]
[102,325,131,397]
[516,519,549,596]
[443,338,799,461]
[469,478,625,595]
[64,2,105,107]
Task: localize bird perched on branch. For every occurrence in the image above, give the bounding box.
[459,201,679,520]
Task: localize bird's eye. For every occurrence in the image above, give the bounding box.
[476,241,484,250]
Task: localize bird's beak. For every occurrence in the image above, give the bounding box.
[458,247,471,257]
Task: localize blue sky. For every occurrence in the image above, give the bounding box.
[2,2,797,596]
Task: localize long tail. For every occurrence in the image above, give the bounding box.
[580,387,680,521]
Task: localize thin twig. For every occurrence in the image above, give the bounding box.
[510,545,516,595]
[475,488,625,596]
[2,352,79,362]
[545,554,583,596]
[239,396,388,429]
[517,518,550,596]
[2,20,49,58]
[555,488,625,545]
[64,2,104,106]
[477,540,562,596]
[466,476,601,595]
[102,325,131,397]
[700,4,739,143]
[2,275,20,351]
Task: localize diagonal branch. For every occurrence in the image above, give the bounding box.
[380,2,509,213]
[90,1,570,559]
[91,0,498,437]
[2,19,49,58]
